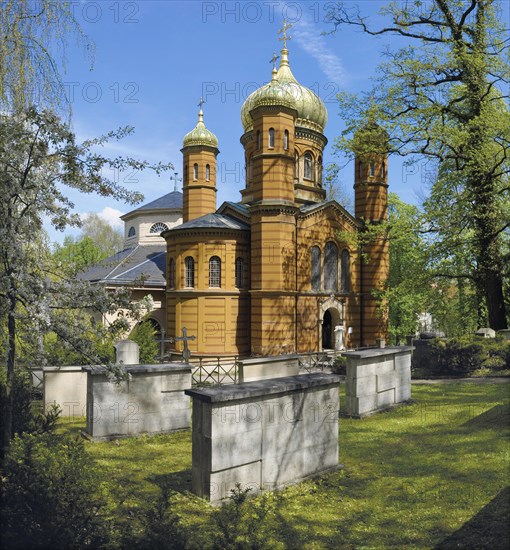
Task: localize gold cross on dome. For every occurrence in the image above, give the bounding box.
[198,97,204,110]
[269,51,280,69]
[278,19,293,48]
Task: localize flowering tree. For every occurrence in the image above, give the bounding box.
[0,107,170,450]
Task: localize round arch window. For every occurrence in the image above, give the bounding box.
[150,222,169,234]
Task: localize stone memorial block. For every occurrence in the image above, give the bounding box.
[84,363,191,440]
[475,328,496,339]
[114,339,140,365]
[43,366,88,417]
[343,347,413,417]
[237,355,299,383]
[186,373,341,505]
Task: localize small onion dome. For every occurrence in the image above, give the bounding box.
[250,78,297,113]
[183,106,218,148]
[241,47,327,134]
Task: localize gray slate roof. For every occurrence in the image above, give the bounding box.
[122,191,183,218]
[78,245,166,286]
[168,213,250,232]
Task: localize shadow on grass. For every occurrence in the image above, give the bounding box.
[147,469,192,494]
[462,404,510,429]
[435,486,510,550]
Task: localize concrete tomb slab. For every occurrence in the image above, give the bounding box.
[343,346,413,417]
[186,373,341,505]
[84,363,191,440]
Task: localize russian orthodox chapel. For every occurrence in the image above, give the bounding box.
[163,39,389,358]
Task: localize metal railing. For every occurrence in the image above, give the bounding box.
[298,350,339,373]
[190,355,240,387]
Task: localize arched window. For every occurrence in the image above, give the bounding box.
[205,164,210,181]
[268,128,275,148]
[284,129,289,150]
[257,130,261,150]
[128,226,136,238]
[304,152,313,180]
[184,256,195,288]
[311,246,321,291]
[168,258,175,288]
[324,241,338,292]
[341,250,350,293]
[235,257,244,288]
[193,163,198,180]
[369,161,375,177]
[294,151,299,179]
[318,156,323,186]
[150,222,169,234]
[209,256,221,287]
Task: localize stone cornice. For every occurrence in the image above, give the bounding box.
[295,126,328,148]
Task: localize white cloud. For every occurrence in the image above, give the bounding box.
[292,18,346,87]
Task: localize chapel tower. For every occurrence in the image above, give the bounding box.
[181,100,219,223]
[239,26,329,355]
[353,120,390,345]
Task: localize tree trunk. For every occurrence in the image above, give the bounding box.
[2,285,16,456]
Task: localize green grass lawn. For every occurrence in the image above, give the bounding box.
[61,383,510,549]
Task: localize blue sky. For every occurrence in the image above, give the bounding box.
[47,0,450,244]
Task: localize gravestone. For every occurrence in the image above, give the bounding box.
[43,366,87,417]
[84,363,191,440]
[114,339,139,364]
[343,346,413,417]
[186,373,341,504]
[475,328,496,338]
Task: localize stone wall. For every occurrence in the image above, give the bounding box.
[43,366,88,417]
[185,373,341,504]
[237,355,299,383]
[343,347,413,417]
[84,363,191,440]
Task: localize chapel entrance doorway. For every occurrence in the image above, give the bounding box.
[322,308,341,350]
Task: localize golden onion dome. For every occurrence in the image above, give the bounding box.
[241,48,327,134]
[183,104,218,148]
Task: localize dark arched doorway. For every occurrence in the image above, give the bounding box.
[322,310,332,349]
[321,307,341,350]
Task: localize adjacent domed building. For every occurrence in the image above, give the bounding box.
[163,43,389,357]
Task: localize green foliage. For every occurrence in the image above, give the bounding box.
[81,213,124,258]
[0,106,169,446]
[43,315,116,367]
[130,320,159,364]
[331,355,346,375]
[426,336,510,376]
[0,369,60,441]
[53,235,106,276]
[123,485,187,550]
[328,0,510,330]
[0,432,110,549]
[211,484,285,550]
[0,0,93,114]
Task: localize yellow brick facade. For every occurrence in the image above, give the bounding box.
[164,46,389,358]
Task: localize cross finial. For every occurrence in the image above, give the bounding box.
[198,97,204,112]
[269,51,280,70]
[170,172,182,192]
[278,19,293,48]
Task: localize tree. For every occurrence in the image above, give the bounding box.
[53,235,106,276]
[0,107,170,452]
[327,0,510,330]
[0,0,92,113]
[324,162,354,213]
[385,194,432,343]
[81,213,124,256]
